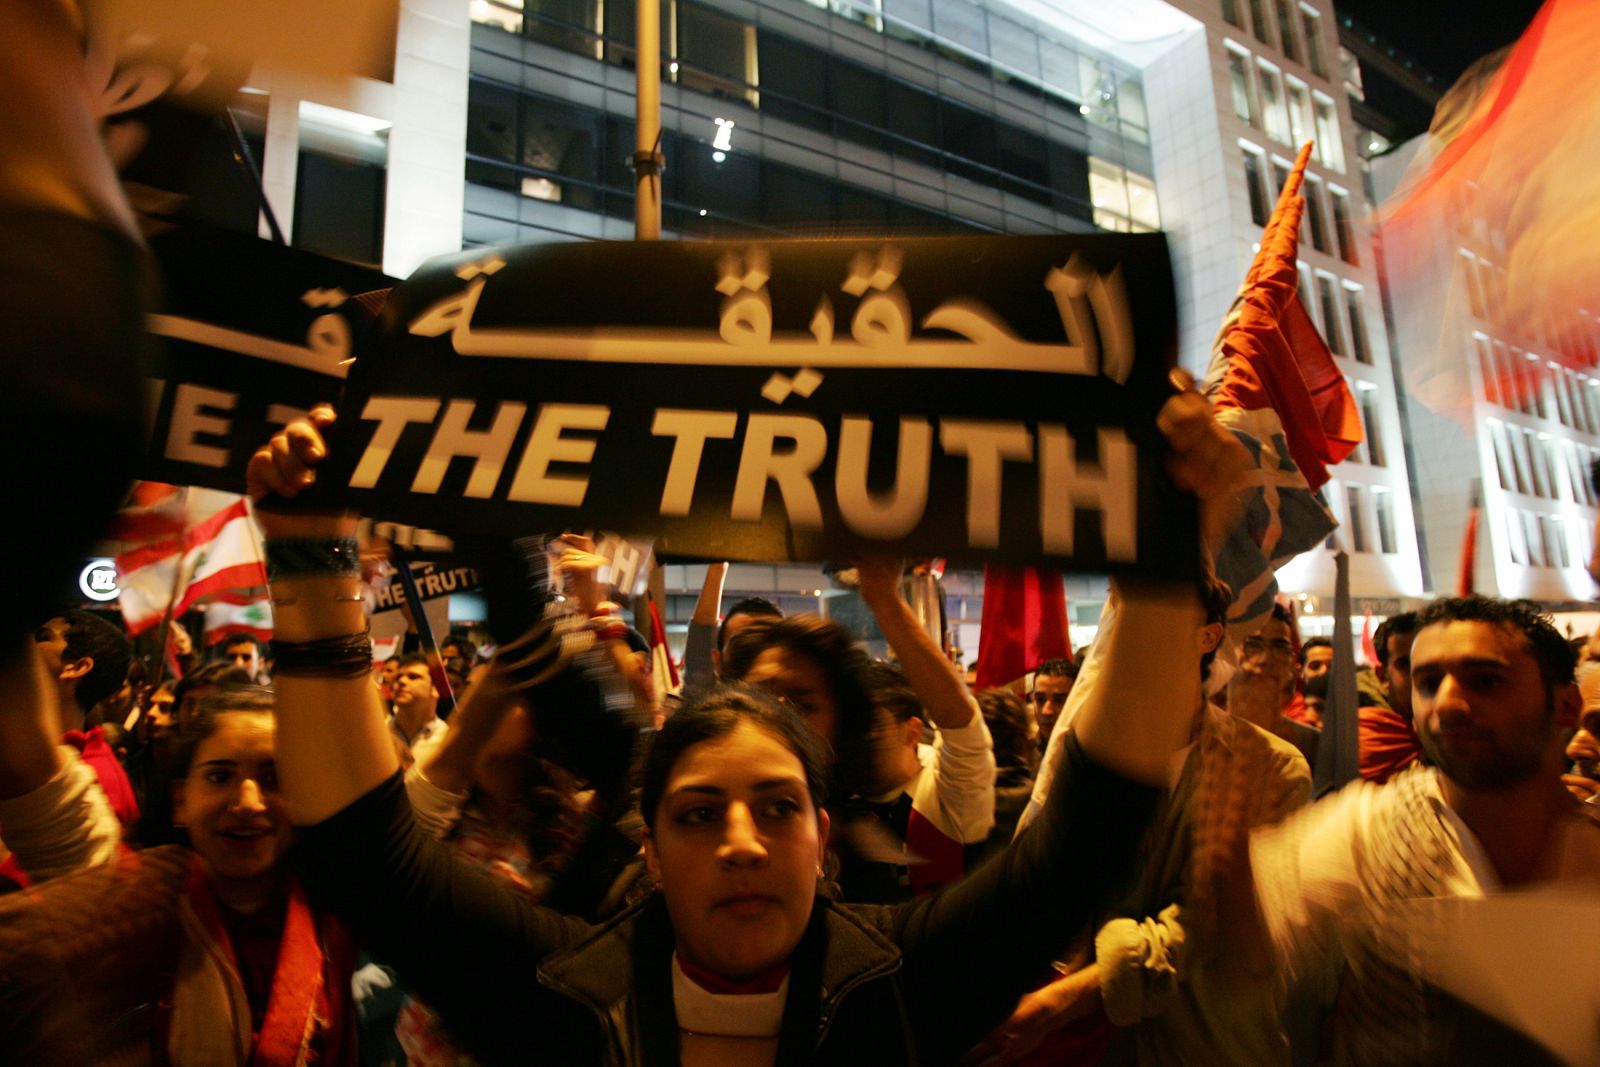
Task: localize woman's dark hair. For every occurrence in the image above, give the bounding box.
[171,686,275,779]
[977,688,1036,773]
[719,614,877,794]
[640,684,831,830]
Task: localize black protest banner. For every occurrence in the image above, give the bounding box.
[141,224,393,493]
[310,234,1196,577]
[371,561,480,614]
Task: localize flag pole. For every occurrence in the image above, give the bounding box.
[633,0,663,240]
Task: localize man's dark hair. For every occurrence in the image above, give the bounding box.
[1372,611,1418,668]
[717,596,782,652]
[222,633,261,653]
[640,684,830,830]
[865,661,921,725]
[1035,658,1079,681]
[171,685,276,779]
[1302,636,1333,656]
[60,609,132,713]
[397,653,431,672]
[1414,596,1577,689]
[721,613,876,794]
[172,663,254,715]
[441,633,478,663]
[1198,573,1234,681]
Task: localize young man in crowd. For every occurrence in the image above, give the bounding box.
[31,611,138,828]
[1250,596,1600,1063]
[1358,610,1423,783]
[1227,604,1320,770]
[220,634,267,684]
[679,560,783,697]
[1030,657,1079,756]
[1300,635,1333,690]
[388,654,446,762]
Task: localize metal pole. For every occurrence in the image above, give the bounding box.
[633,0,663,240]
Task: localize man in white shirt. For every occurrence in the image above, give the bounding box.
[1250,595,1600,1065]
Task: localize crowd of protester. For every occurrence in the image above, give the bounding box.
[0,393,1589,1067]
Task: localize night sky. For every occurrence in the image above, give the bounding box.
[1336,0,1546,85]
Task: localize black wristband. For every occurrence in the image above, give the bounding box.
[266,537,361,583]
[272,630,373,678]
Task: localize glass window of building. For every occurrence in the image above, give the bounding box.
[1298,262,1316,320]
[1275,0,1300,63]
[1344,285,1371,364]
[677,2,759,105]
[1303,175,1329,251]
[932,0,989,60]
[830,62,888,149]
[1270,157,1291,200]
[1222,0,1242,27]
[1550,516,1571,568]
[1243,148,1270,226]
[1229,49,1257,126]
[758,35,828,131]
[1344,376,1367,464]
[1249,0,1271,44]
[1313,93,1344,169]
[1089,158,1131,231]
[526,0,604,58]
[1118,76,1149,143]
[473,0,526,33]
[1330,187,1357,264]
[1256,61,1289,142]
[1301,6,1326,77]
[1373,489,1397,554]
[1358,385,1385,466]
[1526,430,1550,497]
[1346,485,1368,552]
[1316,274,1344,353]
[1319,486,1339,549]
[520,96,602,209]
[885,80,940,168]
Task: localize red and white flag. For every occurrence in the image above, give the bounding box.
[113,484,269,636]
[203,598,274,646]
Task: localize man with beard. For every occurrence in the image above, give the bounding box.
[1249,596,1600,1064]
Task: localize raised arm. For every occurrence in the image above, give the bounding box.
[0,638,121,881]
[857,559,978,732]
[246,407,398,824]
[681,561,728,696]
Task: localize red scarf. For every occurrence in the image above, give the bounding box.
[184,858,329,1067]
[676,955,790,995]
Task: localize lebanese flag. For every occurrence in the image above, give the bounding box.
[203,597,274,646]
[974,566,1070,690]
[114,487,269,636]
[644,594,680,705]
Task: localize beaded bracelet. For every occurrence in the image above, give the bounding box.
[272,630,374,678]
[266,537,361,583]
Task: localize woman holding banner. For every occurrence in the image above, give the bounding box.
[250,378,1246,1065]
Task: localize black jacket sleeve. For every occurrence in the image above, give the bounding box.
[296,772,595,1061]
[888,730,1160,1059]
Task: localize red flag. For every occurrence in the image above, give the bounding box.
[112,487,269,636]
[645,594,680,689]
[1207,143,1363,491]
[1360,610,1378,667]
[1457,480,1482,596]
[975,566,1070,690]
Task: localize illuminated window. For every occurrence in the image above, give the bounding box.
[1313,93,1344,169]
[1256,61,1290,142]
[1089,159,1160,232]
[1317,274,1343,353]
[677,2,760,108]
[1303,174,1329,252]
[1228,50,1256,125]
[1249,0,1271,44]
[471,0,525,33]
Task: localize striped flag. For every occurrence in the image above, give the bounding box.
[1205,142,1358,640]
[203,597,274,646]
[113,486,269,636]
